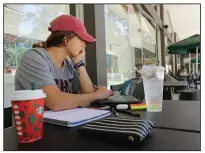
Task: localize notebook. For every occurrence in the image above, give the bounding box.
[43,108,111,127]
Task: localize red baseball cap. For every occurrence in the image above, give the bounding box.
[48,15,96,43]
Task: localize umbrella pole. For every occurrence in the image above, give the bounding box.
[189,53,191,73]
[193,63,195,73]
[196,47,198,73]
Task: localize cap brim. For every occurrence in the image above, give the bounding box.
[75,32,96,43]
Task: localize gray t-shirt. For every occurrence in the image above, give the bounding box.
[15,47,80,94]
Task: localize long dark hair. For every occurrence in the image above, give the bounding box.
[32,31,76,49]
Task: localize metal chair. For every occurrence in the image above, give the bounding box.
[179,89,200,101]
[4,107,13,129]
[110,84,124,92]
[110,79,145,101]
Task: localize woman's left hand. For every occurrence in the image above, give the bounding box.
[71,51,85,64]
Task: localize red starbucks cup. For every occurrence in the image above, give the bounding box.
[10,90,46,143]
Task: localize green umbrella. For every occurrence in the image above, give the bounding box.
[167,34,200,54]
[191,56,200,64]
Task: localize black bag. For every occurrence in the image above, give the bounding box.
[78,117,155,145]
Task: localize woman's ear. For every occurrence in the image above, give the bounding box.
[64,37,68,45]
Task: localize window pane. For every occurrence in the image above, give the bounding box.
[4,4,70,75]
[105,4,157,88]
[141,16,157,65]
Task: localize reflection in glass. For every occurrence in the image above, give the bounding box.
[105,5,136,86]
[141,16,157,65]
[4,4,70,74]
[105,4,157,87]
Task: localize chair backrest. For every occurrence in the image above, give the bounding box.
[132,81,145,101]
[110,84,124,91]
[4,107,12,129]
[179,90,200,101]
[164,74,178,82]
[110,78,145,101]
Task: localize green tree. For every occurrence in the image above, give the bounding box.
[4,34,16,67]
[4,4,68,69]
[16,48,24,64]
[4,51,15,67]
[23,5,68,39]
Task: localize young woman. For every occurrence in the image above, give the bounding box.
[15,15,113,111]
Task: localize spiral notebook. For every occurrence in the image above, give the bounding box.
[43,108,111,127]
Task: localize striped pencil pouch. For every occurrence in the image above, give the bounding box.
[78,117,155,145]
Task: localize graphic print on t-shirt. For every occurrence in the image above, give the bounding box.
[54,78,74,93]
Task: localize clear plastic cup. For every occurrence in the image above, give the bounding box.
[10,90,46,143]
[142,65,165,112]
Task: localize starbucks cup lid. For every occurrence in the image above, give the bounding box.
[10,90,46,101]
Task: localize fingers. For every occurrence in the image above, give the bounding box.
[80,50,85,55]
[109,90,114,96]
[78,51,85,57]
[71,51,86,64]
[73,53,85,59]
[97,85,107,89]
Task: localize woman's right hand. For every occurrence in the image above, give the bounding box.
[94,86,114,100]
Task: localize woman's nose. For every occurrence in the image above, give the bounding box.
[82,40,86,47]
